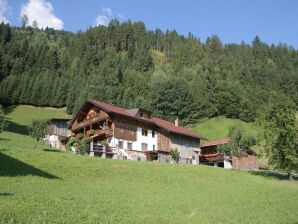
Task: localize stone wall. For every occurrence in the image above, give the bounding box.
[129,150,147,161]
[169,133,200,160]
[158,152,169,162]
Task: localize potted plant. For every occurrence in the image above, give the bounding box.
[100,139,109,150]
[86,129,95,136]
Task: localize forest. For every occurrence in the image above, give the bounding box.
[0,20,297,124]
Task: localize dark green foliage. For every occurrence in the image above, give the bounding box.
[0,22,297,125]
[260,101,298,179]
[66,136,89,155]
[28,119,48,149]
[65,137,79,151]
[150,74,194,124]
[169,148,180,163]
[0,105,7,133]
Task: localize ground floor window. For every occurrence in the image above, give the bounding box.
[127,142,132,150]
[142,143,148,151]
[118,140,123,149]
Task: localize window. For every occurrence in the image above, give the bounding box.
[127,142,132,150]
[152,131,155,138]
[142,128,148,136]
[140,112,143,117]
[142,143,148,151]
[153,145,156,151]
[118,141,123,149]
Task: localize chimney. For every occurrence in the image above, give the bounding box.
[174,117,179,127]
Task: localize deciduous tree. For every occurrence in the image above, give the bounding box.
[28,119,48,149]
[260,101,298,180]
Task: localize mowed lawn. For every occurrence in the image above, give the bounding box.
[0,106,298,224]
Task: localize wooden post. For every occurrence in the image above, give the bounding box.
[102,146,106,159]
[89,139,94,157]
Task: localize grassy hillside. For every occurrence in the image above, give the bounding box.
[0,106,297,224]
[4,105,71,126]
[189,116,263,141]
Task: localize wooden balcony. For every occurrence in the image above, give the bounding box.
[200,153,224,163]
[72,116,107,131]
[90,128,113,138]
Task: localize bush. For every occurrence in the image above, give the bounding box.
[66,137,79,151]
[66,136,90,155]
[79,137,91,155]
[169,148,180,163]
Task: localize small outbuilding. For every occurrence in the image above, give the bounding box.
[45,118,71,150]
[200,138,232,169]
[200,138,258,170]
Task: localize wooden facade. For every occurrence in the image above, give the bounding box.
[157,129,170,152]
[113,118,137,142]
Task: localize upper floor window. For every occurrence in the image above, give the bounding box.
[142,128,148,136]
[152,131,155,138]
[153,145,156,151]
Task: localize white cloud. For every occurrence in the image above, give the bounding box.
[95,15,109,26]
[94,7,124,27]
[102,7,112,16]
[116,13,124,20]
[21,0,63,29]
[0,0,11,24]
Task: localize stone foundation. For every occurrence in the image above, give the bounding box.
[129,150,147,161]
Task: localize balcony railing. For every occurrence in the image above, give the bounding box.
[200,153,224,163]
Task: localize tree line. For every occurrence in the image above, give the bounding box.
[0,20,297,125]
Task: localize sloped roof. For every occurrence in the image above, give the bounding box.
[151,117,207,140]
[200,138,231,147]
[86,99,207,140]
[88,99,133,118]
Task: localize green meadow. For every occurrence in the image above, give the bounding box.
[0,106,297,224]
[189,116,263,141]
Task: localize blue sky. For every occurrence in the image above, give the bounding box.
[2,0,298,48]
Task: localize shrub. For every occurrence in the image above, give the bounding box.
[66,136,90,155]
[169,148,180,163]
[66,137,79,151]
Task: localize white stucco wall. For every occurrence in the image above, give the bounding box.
[46,134,61,149]
[134,127,157,151]
[110,127,157,152]
[224,159,232,169]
